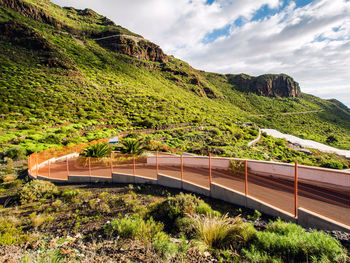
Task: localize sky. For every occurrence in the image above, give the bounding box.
[52,0,350,108]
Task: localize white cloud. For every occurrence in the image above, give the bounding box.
[52,0,350,107]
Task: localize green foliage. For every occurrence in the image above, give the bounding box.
[321,160,343,169]
[117,138,147,155]
[152,232,179,260]
[0,146,26,161]
[22,248,66,263]
[104,214,163,243]
[229,159,245,174]
[251,219,347,262]
[242,245,283,263]
[80,143,111,157]
[192,214,251,250]
[19,180,58,204]
[248,210,262,221]
[148,193,219,231]
[0,218,30,245]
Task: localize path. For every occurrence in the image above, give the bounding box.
[39,159,350,226]
[94,34,144,43]
[262,129,350,158]
[251,110,323,117]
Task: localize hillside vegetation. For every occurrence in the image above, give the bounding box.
[0,0,350,169]
[0,181,348,262]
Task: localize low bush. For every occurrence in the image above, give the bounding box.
[60,189,92,204]
[251,219,347,262]
[104,215,163,243]
[152,232,179,260]
[148,193,219,231]
[19,180,58,204]
[321,160,343,169]
[175,216,197,238]
[0,218,30,245]
[89,198,110,213]
[80,143,111,158]
[242,245,283,263]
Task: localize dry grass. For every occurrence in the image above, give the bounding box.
[191,213,244,250]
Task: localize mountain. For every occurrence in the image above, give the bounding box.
[0,0,350,168]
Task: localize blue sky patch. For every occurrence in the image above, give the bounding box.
[202,24,231,44]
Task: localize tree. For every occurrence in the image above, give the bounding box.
[118,138,147,155]
[80,143,111,158]
[326,135,338,144]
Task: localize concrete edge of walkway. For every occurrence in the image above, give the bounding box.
[298,207,350,233]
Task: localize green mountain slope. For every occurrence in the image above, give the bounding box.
[0,0,349,168]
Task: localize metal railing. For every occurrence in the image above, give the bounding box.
[28,144,350,227]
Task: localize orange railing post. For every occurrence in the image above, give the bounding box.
[245,160,248,196]
[27,154,30,176]
[48,160,51,178]
[88,157,92,177]
[66,156,70,177]
[36,152,39,178]
[110,152,113,177]
[181,153,184,181]
[294,162,299,218]
[133,155,136,175]
[156,151,159,175]
[209,153,212,188]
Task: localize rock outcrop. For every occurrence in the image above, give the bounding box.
[94,33,168,63]
[0,0,63,28]
[227,73,301,98]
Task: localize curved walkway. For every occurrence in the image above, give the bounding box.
[29,150,350,229]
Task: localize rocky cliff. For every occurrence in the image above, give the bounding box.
[0,0,168,63]
[227,73,301,98]
[93,33,168,63]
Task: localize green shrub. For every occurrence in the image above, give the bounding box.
[321,160,343,169]
[117,138,147,155]
[104,215,163,243]
[89,198,110,213]
[22,248,66,263]
[252,219,347,262]
[1,146,26,161]
[148,193,218,231]
[0,218,30,245]
[248,210,262,221]
[60,189,80,200]
[19,180,58,204]
[153,232,178,260]
[60,189,92,204]
[242,245,283,263]
[175,216,197,238]
[80,143,111,157]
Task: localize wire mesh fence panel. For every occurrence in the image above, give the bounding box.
[211,158,245,193]
[183,156,210,188]
[49,159,69,180]
[247,161,295,215]
[158,155,181,179]
[90,158,111,178]
[68,157,90,177]
[111,154,135,175]
[36,151,49,178]
[298,166,350,226]
[134,154,156,179]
